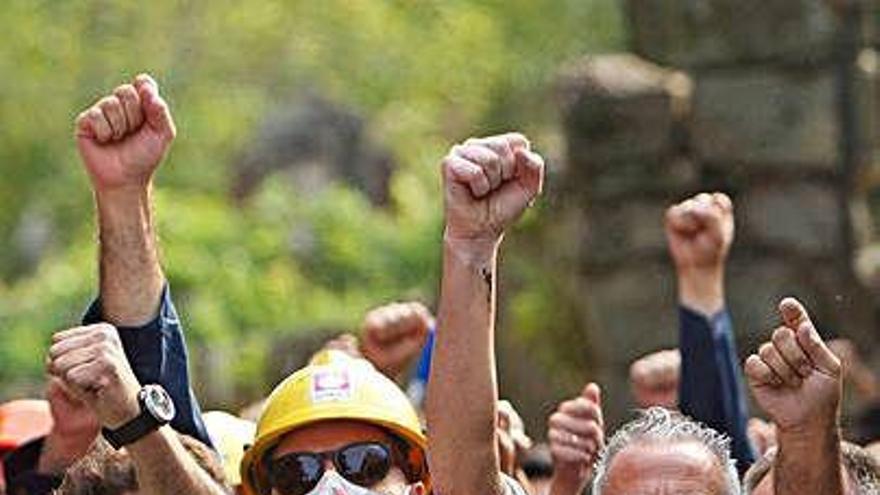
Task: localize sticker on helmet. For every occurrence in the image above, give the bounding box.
[311,368,353,403]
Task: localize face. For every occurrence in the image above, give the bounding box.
[270,420,424,495]
[602,440,727,495]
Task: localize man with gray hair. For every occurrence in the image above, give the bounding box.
[591,407,741,495]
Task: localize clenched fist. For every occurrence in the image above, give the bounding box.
[38,378,100,475]
[442,133,544,244]
[744,298,842,433]
[360,301,432,378]
[547,383,604,495]
[629,349,681,409]
[47,324,143,429]
[75,74,176,192]
[665,192,734,315]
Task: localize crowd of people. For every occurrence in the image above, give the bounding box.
[0,74,879,495]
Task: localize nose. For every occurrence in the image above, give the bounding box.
[322,458,336,472]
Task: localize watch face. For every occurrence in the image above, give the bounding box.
[141,385,176,423]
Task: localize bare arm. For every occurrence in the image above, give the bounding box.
[426,133,544,495]
[76,74,176,326]
[127,427,228,495]
[744,298,845,495]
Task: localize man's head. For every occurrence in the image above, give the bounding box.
[241,351,428,495]
[744,442,880,495]
[592,407,741,495]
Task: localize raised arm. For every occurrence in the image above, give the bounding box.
[666,192,755,472]
[76,74,172,326]
[75,75,209,446]
[744,298,845,495]
[426,133,544,495]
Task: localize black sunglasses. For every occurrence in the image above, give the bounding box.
[267,441,393,495]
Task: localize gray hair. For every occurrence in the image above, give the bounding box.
[592,407,741,495]
[745,442,880,495]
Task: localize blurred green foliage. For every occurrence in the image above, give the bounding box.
[0,0,621,402]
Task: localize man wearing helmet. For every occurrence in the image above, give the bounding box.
[239,350,429,495]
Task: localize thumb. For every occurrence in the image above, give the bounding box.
[583,382,601,407]
[795,321,842,378]
[513,148,544,198]
[779,297,813,331]
[135,74,176,139]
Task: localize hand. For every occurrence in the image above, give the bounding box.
[47,324,143,429]
[496,400,532,476]
[319,333,363,360]
[547,383,604,495]
[744,298,842,434]
[747,417,777,456]
[629,349,680,409]
[38,378,100,475]
[360,302,432,378]
[442,133,544,245]
[75,74,176,192]
[665,192,734,315]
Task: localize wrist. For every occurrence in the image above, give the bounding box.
[102,388,143,430]
[38,433,83,475]
[676,266,725,316]
[549,468,590,495]
[443,231,501,265]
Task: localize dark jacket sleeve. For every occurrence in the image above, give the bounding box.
[82,286,212,448]
[678,306,756,474]
[3,439,62,495]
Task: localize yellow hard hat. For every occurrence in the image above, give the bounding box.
[240,350,428,495]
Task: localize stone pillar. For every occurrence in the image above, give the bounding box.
[558,1,878,426]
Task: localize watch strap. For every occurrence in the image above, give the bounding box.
[101,411,162,450]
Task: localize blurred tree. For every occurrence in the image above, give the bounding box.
[0,0,622,402]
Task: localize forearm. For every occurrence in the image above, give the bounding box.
[775,427,844,495]
[95,185,164,326]
[427,236,503,495]
[127,426,227,495]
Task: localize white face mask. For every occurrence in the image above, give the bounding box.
[304,470,411,495]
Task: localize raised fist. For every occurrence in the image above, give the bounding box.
[665,192,734,274]
[547,383,604,494]
[47,324,143,429]
[360,302,432,378]
[75,74,176,192]
[629,349,680,409]
[442,133,544,244]
[744,298,842,433]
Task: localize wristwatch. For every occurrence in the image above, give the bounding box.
[102,384,176,450]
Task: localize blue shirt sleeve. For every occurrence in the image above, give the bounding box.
[82,286,213,448]
[678,306,755,474]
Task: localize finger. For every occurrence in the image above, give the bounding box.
[550,443,593,465]
[779,297,813,332]
[465,135,516,181]
[744,354,782,387]
[455,143,503,190]
[75,110,97,139]
[444,154,491,197]
[52,323,118,346]
[135,75,176,139]
[49,346,99,375]
[772,326,812,378]
[513,148,544,199]
[84,107,113,143]
[560,397,602,425]
[712,192,733,213]
[665,202,701,235]
[63,361,110,394]
[548,428,599,454]
[758,342,801,387]
[796,321,842,378]
[501,132,530,152]
[114,84,144,131]
[549,410,602,436]
[98,96,127,140]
